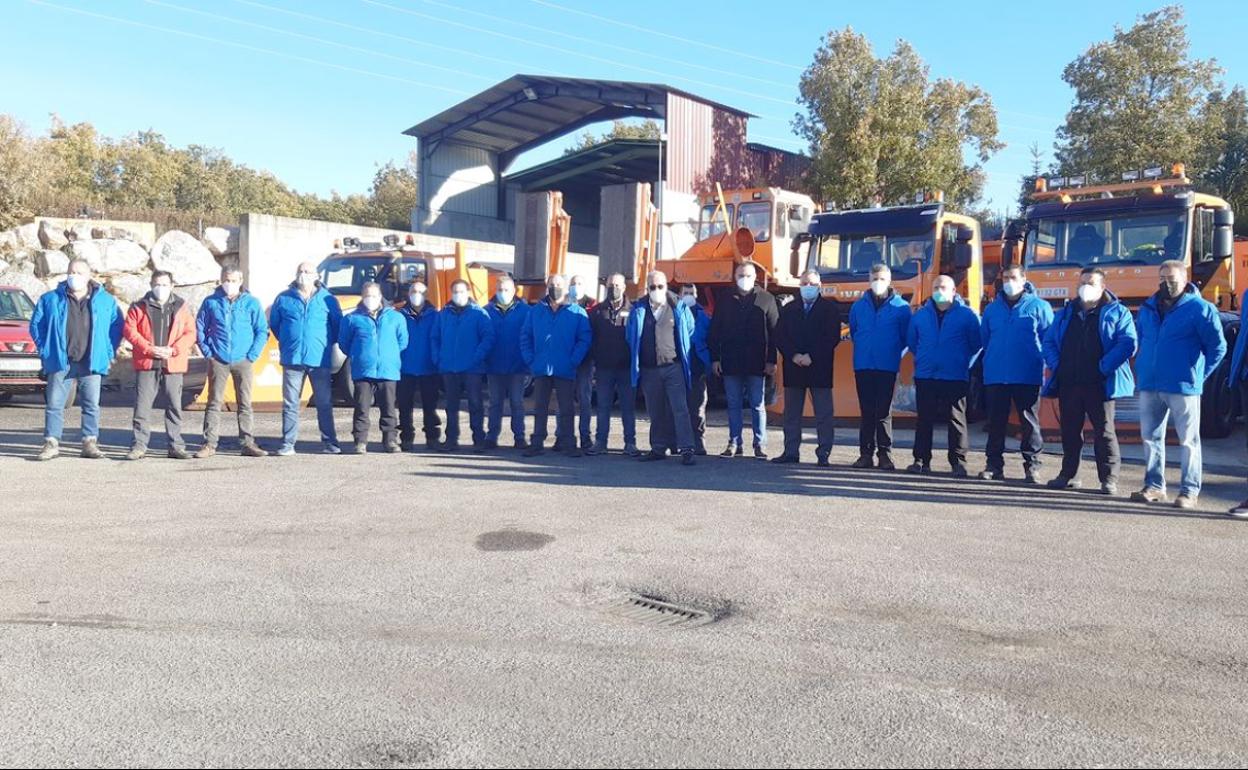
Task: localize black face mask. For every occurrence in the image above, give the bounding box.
[606,286,621,301]
[548,287,565,303]
[1160,279,1184,298]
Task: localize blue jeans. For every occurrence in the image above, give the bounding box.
[281,365,338,450]
[487,373,528,442]
[44,361,102,441]
[575,362,593,447]
[594,366,636,446]
[1140,390,1202,496]
[723,374,767,448]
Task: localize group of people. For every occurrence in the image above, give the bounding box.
[25,255,1248,518]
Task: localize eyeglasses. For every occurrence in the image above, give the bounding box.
[647,285,666,291]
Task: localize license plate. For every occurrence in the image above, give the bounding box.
[0,357,41,372]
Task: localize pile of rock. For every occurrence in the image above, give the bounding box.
[0,221,240,319]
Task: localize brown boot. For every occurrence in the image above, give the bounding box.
[240,442,268,458]
[194,444,216,459]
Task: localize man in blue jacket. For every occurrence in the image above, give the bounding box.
[906,274,982,476]
[1131,260,1226,509]
[848,264,910,470]
[1228,303,1248,517]
[520,274,591,457]
[433,279,495,453]
[195,266,269,459]
[398,280,441,451]
[587,273,638,456]
[1041,268,1137,495]
[978,266,1053,483]
[484,276,530,450]
[269,261,343,456]
[681,283,712,456]
[627,270,696,465]
[338,281,408,453]
[30,257,124,461]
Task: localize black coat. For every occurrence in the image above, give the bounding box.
[589,298,631,370]
[776,296,842,388]
[708,287,779,377]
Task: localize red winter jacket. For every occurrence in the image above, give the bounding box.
[124,293,197,373]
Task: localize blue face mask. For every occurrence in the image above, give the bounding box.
[800,285,819,302]
[932,289,951,305]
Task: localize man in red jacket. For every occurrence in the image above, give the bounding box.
[123,270,197,460]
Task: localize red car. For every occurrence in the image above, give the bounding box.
[0,285,43,402]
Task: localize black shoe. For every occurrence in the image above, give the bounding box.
[514,437,528,450]
[770,454,799,464]
[950,464,969,479]
[816,456,831,467]
[681,450,695,466]
[639,450,667,462]
[523,444,545,457]
[877,455,896,471]
[753,445,768,460]
[720,444,739,458]
[483,438,499,450]
[1023,468,1040,485]
[400,440,414,452]
[907,462,931,475]
[851,456,873,469]
[978,468,1005,481]
[694,443,708,456]
[1047,476,1081,490]
[566,447,583,458]
[472,442,487,454]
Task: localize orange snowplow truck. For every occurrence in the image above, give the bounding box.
[1001,163,1243,437]
[791,195,984,418]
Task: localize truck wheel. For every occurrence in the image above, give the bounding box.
[1201,358,1235,439]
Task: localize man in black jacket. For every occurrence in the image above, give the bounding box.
[708,261,779,459]
[773,270,841,465]
[587,273,638,456]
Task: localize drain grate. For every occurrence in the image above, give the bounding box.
[607,593,715,629]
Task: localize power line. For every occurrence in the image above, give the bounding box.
[525,0,804,72]
[415,0,793,90]
[25,0,472,95]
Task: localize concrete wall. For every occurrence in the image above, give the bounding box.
[237,213,596,305]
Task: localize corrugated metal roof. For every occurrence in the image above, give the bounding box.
[504,139,662,192]
[404,75,755,167]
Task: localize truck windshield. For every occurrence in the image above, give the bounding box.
[737,201,772,242]
[0,289,34,321]
[1023,210,1187,268]
[318,256,392,297]
[812,229,934,278]
[697,203,735,240]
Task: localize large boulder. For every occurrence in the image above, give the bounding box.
[37,221,69,249]
[3,249,36,275]
[0,229,16,254]
[44,275,67,293]
[0,271,50,300]
[150,230,219,285]
[200,226,239,258]
[0,259,7,273]
[34,249,70,278]
[14,223,40,250]
[107,272,153,305]
[175,281,217,317]
[62,240,105,273]
[99,239,151,275]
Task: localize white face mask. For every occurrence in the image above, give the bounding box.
[297,272,317,287]
[568,284,584,301]
[1078,285,1104,305]
[67,274,89,293]
[497,289,515,305]
[679,295,696,308]
[409,292,425,308]
[362,296,381,312]
[1002,279,1024,298]
[870,279,890,297]
[222,281,241,298]
[736,276,756,294]
[152,285,172,303]
[649,288,667,305]
[452,291,469,307]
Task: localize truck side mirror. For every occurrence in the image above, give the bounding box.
[954,241,973,269]
[1214,208,1235,260]
[955,224,974,243]
[1002,239,1019,268]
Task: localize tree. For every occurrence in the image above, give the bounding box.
[1016,141,1050,214]
[793,27,1002,208]
[368,153,419,230]
[1198,86,1248,233]
[0,116,56,230]
[1054,6,1221,179]
[564,119,662,155]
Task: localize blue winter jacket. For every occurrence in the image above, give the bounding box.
[689,302,711,369]
[1228,305,1248,389]
[29,281,124,376]
[626,293,695,388]
[338,306,408,381]
[1134,284,1226,395]
[433,302,495,375]
[196,288,268,364]
[1041,290,1137,400]
[520,300,591,380]
[848,289,911,372]
[906,295,982,381]
[269,284,342,368]
[399,303,439,377]
[980,283,1054,386]
[485,299,532,375]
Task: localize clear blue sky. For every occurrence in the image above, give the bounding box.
[2,0,1244,217]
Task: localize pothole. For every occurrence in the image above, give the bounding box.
[348,738,441,767]
[474,529,554,552]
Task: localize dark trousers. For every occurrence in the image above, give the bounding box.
[132,369,184,450]
[352,378,397,446]
[913,378,969,466]
[1058,384,1120,484]
[782,386,834,460]
[594,366,636,446]
[575,362,593,448]
[442,372,485,446]
[1242,382,1248,484]
[397,374,441,445]
[984,384,1043,471]
[687,366,708,451]
[855,369,896,459]
[531,375,575,446]
[640,364,693,453]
